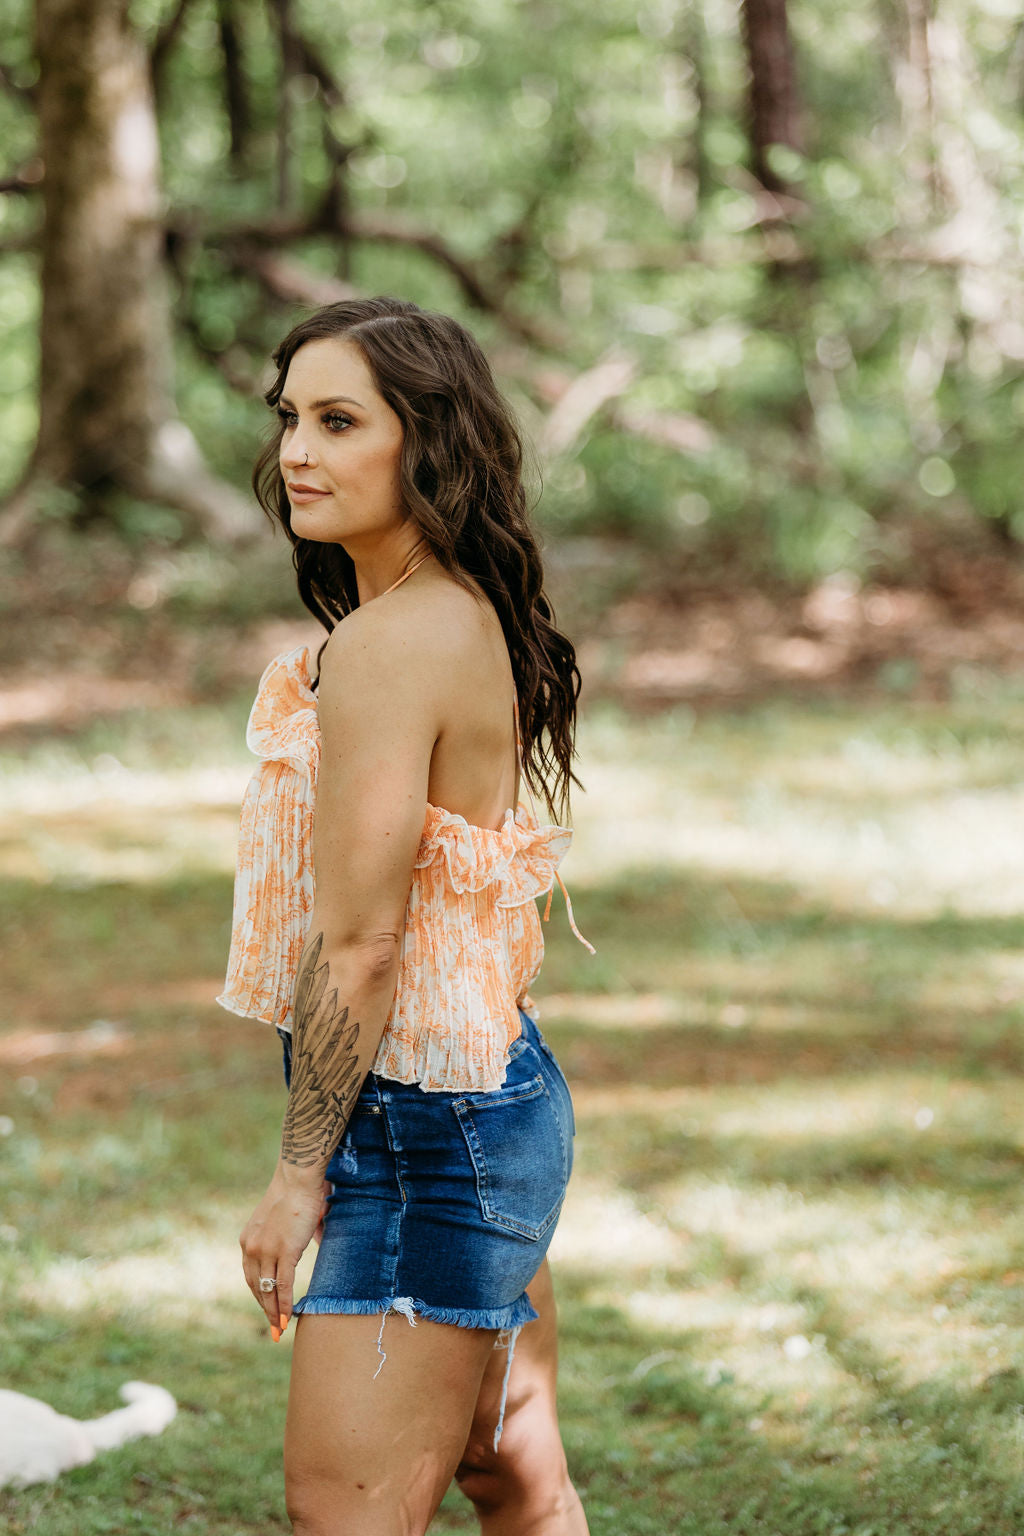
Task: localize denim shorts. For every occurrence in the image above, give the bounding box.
[278,1010,575,1333]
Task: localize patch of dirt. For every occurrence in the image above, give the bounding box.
[3,523,1024,740]
[577,533,1024,708]
[4,1011,278,1115]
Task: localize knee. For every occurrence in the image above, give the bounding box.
[455,1439,505,1514]
[455,1432,573,1518]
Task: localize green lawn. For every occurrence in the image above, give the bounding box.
[3,685,1024,1533]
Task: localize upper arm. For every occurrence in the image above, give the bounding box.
[311,610,436,951]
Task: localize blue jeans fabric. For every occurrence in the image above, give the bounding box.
[278,1010,574,1331]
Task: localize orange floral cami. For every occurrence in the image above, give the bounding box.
[217,644,593,1092]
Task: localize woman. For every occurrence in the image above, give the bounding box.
[219,297,592,1535]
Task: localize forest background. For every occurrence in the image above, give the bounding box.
[4,2,1024,1534]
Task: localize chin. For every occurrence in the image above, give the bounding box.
[288,508,346,544]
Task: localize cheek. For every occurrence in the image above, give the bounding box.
[359,439,404,498]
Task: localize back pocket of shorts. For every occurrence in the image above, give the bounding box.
[453,1076,569,1240]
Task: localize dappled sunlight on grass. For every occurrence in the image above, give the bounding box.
[27,1214,317,1333]
[571,702,1024,918]
[0,697,252,884]
[4,693,1024,1530]
[0,767,251,884]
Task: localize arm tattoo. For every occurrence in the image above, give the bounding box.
[281,933,362,1167]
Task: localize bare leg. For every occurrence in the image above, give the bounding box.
[285,1310,497,1536]
[455,1260,589,1535]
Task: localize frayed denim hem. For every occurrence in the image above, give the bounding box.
[291,1291,539,1331]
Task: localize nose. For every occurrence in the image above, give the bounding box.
[280,435,315,470]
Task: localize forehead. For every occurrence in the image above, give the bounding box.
[281,337,379,404]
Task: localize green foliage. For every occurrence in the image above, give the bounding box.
[2,0,1024,576]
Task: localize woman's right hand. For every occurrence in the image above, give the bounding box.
[239,1165,327,1334]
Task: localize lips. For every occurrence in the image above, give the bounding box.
[287,482,330,501]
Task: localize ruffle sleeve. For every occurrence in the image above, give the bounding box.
[245,646,321,783]
[414,803,573,908]
[217,647,319,1028]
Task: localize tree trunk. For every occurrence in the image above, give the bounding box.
[689,3,713,208]
[900,0,942,209]
[740,0,803,193]
[4,0,252,543]
[268,0,301,213]
[218,0,251,168]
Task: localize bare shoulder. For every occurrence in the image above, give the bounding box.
[323,573,495,674]
[318,570,496,710]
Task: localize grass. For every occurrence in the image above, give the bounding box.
[3,680,1024,1532]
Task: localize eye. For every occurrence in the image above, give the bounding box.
[323,412,353,433]
[276,408,298,429]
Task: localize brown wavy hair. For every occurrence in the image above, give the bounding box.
[253,297,581,818]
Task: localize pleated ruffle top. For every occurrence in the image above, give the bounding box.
[217,644,592,1091]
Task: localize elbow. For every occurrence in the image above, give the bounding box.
[359,933,402,986]
[320,929,402,988]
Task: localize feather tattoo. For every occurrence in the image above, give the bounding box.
[281,933,362,1167]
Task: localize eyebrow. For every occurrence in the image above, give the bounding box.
[279,394,366,411]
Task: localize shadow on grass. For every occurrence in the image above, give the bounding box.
[552,1265,1024,1536]
[541,864,1024,1078]
[3,1282,1024,1536]
[3,861,1024,1531]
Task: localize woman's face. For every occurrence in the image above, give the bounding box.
[278,338,405,547]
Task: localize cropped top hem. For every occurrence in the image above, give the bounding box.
[218,643,587,1093]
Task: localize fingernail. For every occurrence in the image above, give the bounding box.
[271,1325,281,1342]
[279,1314,288,1334]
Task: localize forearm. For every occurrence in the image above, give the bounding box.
[277,927,399,1186]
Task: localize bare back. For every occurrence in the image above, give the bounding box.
[378,565,521,830]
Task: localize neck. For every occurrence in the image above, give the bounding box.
[350,537,432,604]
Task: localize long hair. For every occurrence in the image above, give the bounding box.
[253,297,581,819]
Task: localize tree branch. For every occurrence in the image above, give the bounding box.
[194,208,566,349]
[293,31,363,244]
[538,353,637,458]
[217,0,251,168]
[197,242,719,463]
[609,403,715,455]
[267,0,303,212]
[152,0,195,76]
[179,311,262,395]
[495,350,717,461]
[295,34,345,108]
[223,242,361,308]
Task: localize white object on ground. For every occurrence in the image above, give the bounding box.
[0,1380,177,1490]
[782,1333,814,1361]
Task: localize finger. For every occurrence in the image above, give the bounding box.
[241,1248,258,1299]
[275,1257,296,1329]
[255,1260,281,1325]
[241,1244,277,1323]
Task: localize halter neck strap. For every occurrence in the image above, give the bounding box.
[381,554,431,597]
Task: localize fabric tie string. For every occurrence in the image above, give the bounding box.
[543,872,596,955]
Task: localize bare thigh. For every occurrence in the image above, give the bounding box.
[285,1311,498,1536]
[456,1260,588,1532]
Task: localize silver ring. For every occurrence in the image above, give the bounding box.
[301,453,309,466]
[259,1276,277,1293]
